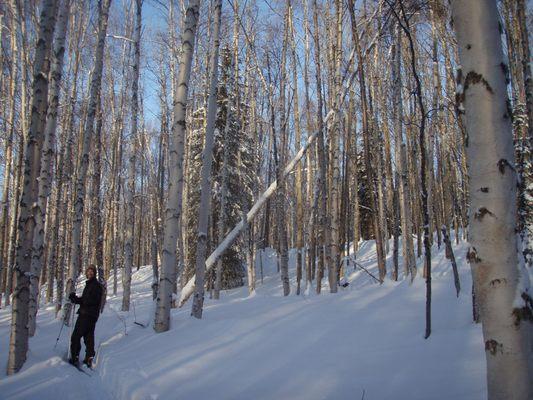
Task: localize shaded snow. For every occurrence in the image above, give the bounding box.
[0,235,486,400]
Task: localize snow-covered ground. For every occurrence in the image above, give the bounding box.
[0,235,488,400]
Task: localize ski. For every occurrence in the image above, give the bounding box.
[70,363,92,376]
[64,357,92,376]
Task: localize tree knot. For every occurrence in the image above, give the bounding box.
[485,339,503,356]
[512,291,533,327]
[474,207,495,220]
[497,159,515,174]
[489,278,507,287]
[464,71,494,94]
[466,247,481,263]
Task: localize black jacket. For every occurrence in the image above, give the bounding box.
[70,278,103,320]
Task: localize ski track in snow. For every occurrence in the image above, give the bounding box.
[0,235,488,400]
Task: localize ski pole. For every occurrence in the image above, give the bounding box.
[108,305,127,335]
[67,304,76,359]
[132,300,147,328]
[54,319,66,349]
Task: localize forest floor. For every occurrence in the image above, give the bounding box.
[0,235,489,400]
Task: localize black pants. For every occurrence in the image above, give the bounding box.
[70,314,97,361]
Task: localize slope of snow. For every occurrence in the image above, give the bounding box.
[0,235,486,400]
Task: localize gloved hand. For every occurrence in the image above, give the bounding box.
[69,292,77,302]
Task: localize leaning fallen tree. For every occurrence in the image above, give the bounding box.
[178,124,321,307]
[178,59,357,308]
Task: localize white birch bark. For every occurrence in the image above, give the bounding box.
[277,3,290,297]
[392,22,416,281]
[63,0,112,324]
[289,3,304,295]
[191,0,222,319]
[28,0,71,337]
[330,0,343,292]
[7,0,59,375]
[154,0,201,332]
[303,0,315,292]
[123,0,143,312]
[312,0,330,294]
[0,3,18,307]
[451,1,533,398]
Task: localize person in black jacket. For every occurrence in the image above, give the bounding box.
[69,264,103,367]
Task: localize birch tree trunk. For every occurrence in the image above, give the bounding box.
[64,0,112,323]
[154,0,201,332]
[451,1,533,398]
[7,0,59,375]
[276,3,290,297]
[349,92,360,257]
[4,144,23,307]
[123,0,142,312]
[395,0,432,337]
[91,100,104,280]
[289,3,304,296]
[0,3,18,307]
[107,23,131,294]
[28,0,71,337]
[348,0,386,281]
[312,0,330,294]
[6,2,32,306]
[392,22,416,281]
[441,225,460,296]
[191,0,222,319]
[303,0,315,292]
[328,0,342,293]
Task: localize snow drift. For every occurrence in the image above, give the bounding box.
[0,235,487,399]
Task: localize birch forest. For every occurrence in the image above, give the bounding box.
[0,0,532,399]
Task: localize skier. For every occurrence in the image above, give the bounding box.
[68,264,103,368]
